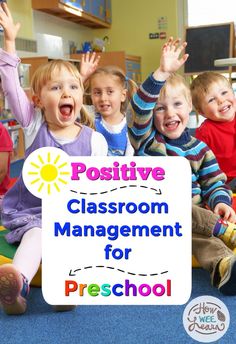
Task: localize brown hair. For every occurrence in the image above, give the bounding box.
[84,65,138,114]
[190,71,233,113]
[31,59,94,128]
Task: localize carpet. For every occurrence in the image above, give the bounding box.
[0,269,236,344]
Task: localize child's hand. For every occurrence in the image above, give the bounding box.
[0,2,20,53]
[160,37,188,72]
[214,203,236,223]
[80,52,100,82]
[153,37,189,81]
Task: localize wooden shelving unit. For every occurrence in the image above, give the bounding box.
[21,52,142,85]
[70,51,142,84]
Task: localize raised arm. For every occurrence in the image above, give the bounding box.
[153,37,189,81]
[0,2,34,127]
[80,52,100,83]
[128,37,189,153]
[0,1,20,54]
[197,146,233,218]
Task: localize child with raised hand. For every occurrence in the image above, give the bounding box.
[190,72,236,192]
[81,56,138,156]
[128,37,236,295]
[0,2,107,315]
[0,122,13,210]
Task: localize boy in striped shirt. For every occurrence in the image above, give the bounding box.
[128,37,236,295]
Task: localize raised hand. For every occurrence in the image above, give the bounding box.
[160,37,188,73]
[153,37,189,81]
[80,52,100,82]
[0,2,20,53]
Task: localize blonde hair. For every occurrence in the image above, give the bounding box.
[190,72,233,113]
[31,59,94,128]
[84,65,138,114]
[158,73,192,105]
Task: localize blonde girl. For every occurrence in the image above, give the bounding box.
[0,2,107,315]
[83,64,138,156]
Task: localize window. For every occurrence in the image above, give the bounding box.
[187,0,236,26]
[187,0,236,95]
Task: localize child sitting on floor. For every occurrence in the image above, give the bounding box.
[128,37,236,295]
[0,2,107,315]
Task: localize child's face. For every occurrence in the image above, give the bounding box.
[90,74,126,122]
[154,85,192,139]
[36,66,83,129]
[199,81,236,122]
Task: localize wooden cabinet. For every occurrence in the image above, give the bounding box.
[32,0,111,28]
[22,52,142,85]
[71,51,126,73]
[70,51,142,84]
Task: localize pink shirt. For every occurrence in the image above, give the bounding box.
[0,123,13,195]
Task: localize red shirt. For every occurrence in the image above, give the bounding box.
[0,123,13,195]
[195,116,236,182]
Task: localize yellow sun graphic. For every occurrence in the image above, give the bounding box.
[22,147,70,198]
